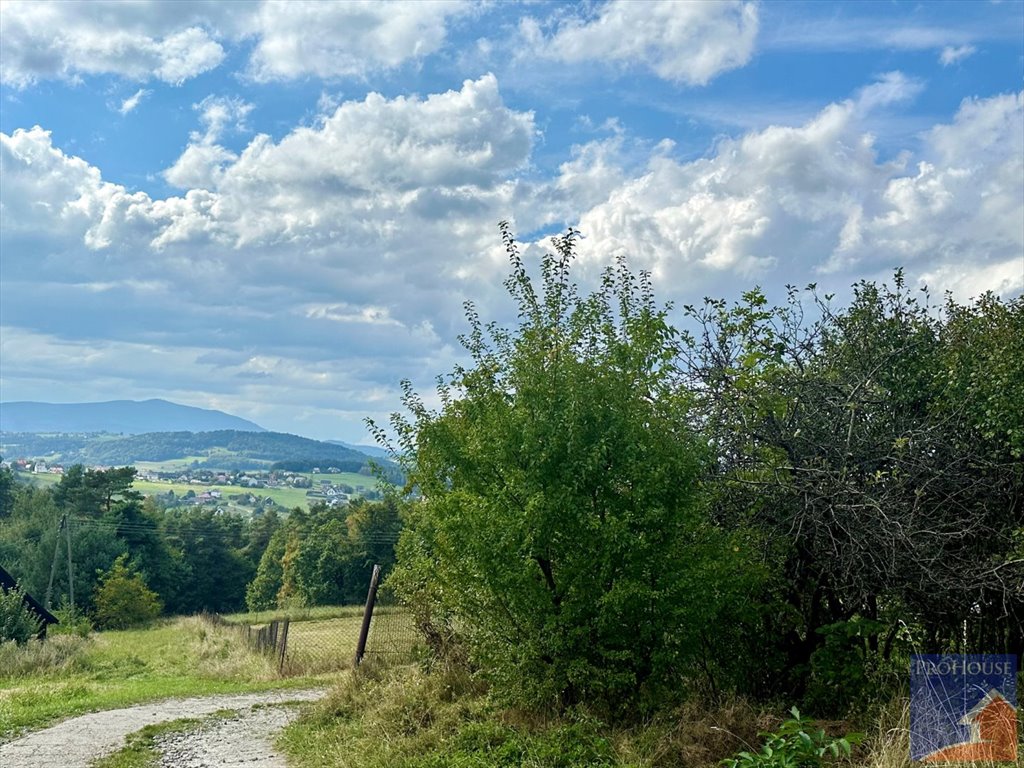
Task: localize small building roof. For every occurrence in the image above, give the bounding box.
[0,565,59,626]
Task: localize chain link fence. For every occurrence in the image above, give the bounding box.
[217,569,420,675]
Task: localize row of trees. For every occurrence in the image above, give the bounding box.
[381,224,1023,717]
[0,465,400,629]
[246,497,401,610]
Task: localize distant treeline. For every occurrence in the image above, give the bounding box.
[0,465,401,621]
[0,432,93,458]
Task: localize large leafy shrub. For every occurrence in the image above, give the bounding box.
[381,225,756,713]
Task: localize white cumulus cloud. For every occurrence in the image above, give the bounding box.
[2,75,538,348]
[0,0,469,87]
[560,84,1023,302]
[844,91,1024,297]
[164,95,255,190]
[0,1,225,86]
[244,0,470,81]
[526,0,758,85]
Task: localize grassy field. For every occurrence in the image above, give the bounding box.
[132,457,216,472]
[313,471,379,487]
[132,479,315,511]
[0,616,329,739]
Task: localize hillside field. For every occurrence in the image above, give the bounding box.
[14,470,382,512]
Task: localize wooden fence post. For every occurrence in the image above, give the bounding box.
[354,564,382,666]
[278,618,290,673]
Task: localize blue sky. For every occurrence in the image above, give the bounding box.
[1,0,1022,441]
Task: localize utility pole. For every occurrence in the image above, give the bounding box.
[45,514,66,610]
[44,513,74,611]
[65,514,75,610]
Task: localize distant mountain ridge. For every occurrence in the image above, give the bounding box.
[329,440,391,459]
[0,399,266,435]
[0,429,393,474]
[0,399,400,476]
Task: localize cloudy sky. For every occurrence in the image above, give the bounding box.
[1,0,1022,442]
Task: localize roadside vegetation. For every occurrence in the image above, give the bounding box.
[279,663,870,768]
[0,616,316,738]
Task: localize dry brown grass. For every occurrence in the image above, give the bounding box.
[184,615,281,680]
[607,697,779,768]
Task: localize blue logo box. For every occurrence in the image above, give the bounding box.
[910,654,1017,762]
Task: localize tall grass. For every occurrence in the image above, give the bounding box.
[278,663,791,768]
[858,700,913,768]
[0,634,91,678]
[180,615,281,680]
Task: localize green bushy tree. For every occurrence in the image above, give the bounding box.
[247,527,288,611]
[93,555,162,630]
[379,224,754,713]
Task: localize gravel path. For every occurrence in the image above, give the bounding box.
[156,705,307,767]
[0,688,324,768]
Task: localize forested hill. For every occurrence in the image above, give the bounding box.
[0,429,390,472]
[329,440,391,459]
[0,399,266,434]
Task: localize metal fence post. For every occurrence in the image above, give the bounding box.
[354,564,382,666]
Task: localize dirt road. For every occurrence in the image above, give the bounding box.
[0,688,324,768]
